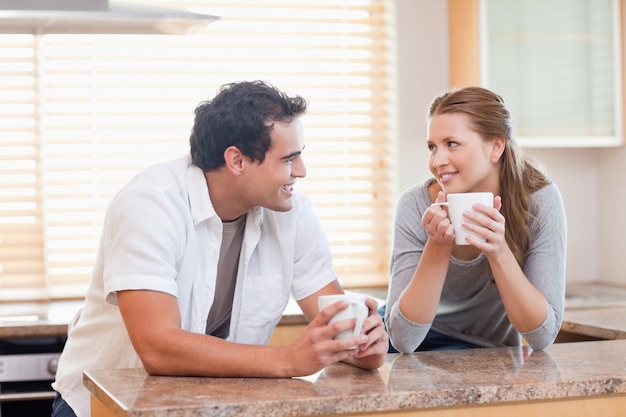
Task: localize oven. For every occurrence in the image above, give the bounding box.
[0,336,66,417]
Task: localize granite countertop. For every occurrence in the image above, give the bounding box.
[84,339,626,417]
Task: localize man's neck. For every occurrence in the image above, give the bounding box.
[204,170,249,222]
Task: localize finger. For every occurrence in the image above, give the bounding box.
[421,207,435,224]
[434,217,453,239]
[360,320,383,346]
[316,300,349,325]
[422,206,446,226]
[364,297,379,314]
[358,314,377,335]
[465,206,498,228]
[326,334,368,354]
[323,348,355,364]
[355,328,386,355]
[347,334,369,351]
[494,195,503,211]
[324,317,362,343]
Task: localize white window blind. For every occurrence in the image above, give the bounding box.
[480,0,622,147]
[0,0,393,301]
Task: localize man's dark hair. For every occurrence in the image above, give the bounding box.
[190,80,308,171]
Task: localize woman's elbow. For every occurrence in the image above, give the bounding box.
[388,334,419,354]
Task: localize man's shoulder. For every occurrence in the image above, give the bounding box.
[108,155,195,213]
[135,155,191,184]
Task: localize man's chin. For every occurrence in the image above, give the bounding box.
[266,201,293,212]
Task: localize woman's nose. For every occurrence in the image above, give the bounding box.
[431,149,448,166]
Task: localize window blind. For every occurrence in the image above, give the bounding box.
[0,0,393,301]
[481,0,620,147]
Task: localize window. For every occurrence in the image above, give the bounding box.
[479,0,623,147]
[0,0,393,301]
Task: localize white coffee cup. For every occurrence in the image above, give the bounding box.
[432,192,493,245]
[317,294,368,349]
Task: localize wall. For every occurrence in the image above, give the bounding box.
[526,149,599,283]
[393,0,447,198]
[394,0,609,284]
[598,145,626,285]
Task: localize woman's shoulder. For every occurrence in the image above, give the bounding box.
[529,181,566,220]
[397,178,437,213]
[531,181,563,205]
[399,178,435,200]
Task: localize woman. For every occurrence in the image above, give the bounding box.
[384,86,566,352]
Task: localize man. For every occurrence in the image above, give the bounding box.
[51,80,388,417]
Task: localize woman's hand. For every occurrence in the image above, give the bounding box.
[421,191,455,245]
[463,195,506,257]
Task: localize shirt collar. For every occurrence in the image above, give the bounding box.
[186,160,264,227]
[186,162,217,225]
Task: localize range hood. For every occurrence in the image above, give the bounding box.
[0,0,219,34]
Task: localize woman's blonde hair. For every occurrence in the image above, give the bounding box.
[428,86,550,266]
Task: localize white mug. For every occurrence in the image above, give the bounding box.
[318,294,368,349]
[432,192,493,245]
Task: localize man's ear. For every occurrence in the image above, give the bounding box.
[491,137,506,163]
[224,146,244,174]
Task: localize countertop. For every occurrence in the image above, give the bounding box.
[0,300,82,338]
[1,283,625,340]
[561,307,626,340]
[1,282,624,340]
[84,339,626,417]
[282,285,626,342]
[0,290,378,336]
[561,282,626,340]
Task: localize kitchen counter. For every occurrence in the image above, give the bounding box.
[560,307,626,341]
[559,283,626,342]
[0,300,82,339]
[84,339,626,417]
[2,283,624,343]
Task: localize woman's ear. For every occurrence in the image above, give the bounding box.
[224,146,244,174]
[490,137,506,163]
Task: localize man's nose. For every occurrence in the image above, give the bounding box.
[293,156,306,178]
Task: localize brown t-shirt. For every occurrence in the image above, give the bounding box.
[205,214,246,338]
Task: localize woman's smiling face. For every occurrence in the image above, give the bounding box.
[427,112,502,195]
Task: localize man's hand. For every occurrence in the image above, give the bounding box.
[289,290,388,376]
[282,298,368,376]
[349,297,388,369]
